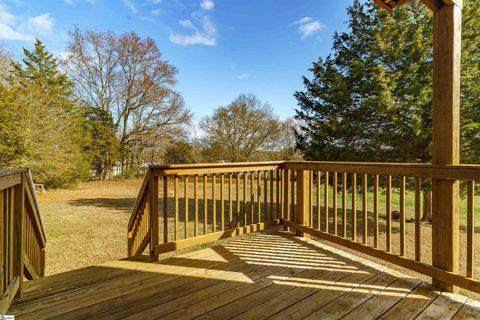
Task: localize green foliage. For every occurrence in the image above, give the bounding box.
[295,0,480,164]
[3,39,89,188]
[164,141,194,164]
[460,0,480,164]
[78,106,119,179]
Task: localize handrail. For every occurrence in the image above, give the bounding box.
[127,162,284,260]
[0,169,46,313]
[127,160,480,295]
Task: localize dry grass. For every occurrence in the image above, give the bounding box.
[37,179,143,275]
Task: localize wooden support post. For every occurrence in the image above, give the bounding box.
[149,170,159,261]
[13,174,25,298]
[295,170,310,238]
[431,0,462,292]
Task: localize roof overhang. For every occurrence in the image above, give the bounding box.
[374,0,462,12]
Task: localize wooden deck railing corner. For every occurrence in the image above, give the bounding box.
[1,168,46,314]
[128,160,480,295]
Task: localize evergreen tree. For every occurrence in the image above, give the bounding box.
[6,39,89,187]
[295,0,433,163]
[294,0,480,220]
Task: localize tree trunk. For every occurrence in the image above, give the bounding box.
[422,190,432,222]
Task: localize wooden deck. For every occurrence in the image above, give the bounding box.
[9,231,480,320]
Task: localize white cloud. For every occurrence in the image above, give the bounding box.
[0,4,54,41]
[169,13,216,46]
[151,9,162,15]
[200,0,214,11]
[123,0,138,14]
[294,16,324,39]
[238,73,249,80]
[28,14,54,33]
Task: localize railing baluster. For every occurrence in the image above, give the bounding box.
[374,175,379,248]
[283,169,291,231]
[363,174,368,245]
[203,175,207,234]
[164,176,168,243]
[352,173,357,241]
[342,172,347,238]
[250,172,255,225]
[243,173,247,226]
[149,172,159,260]
[291,171,295,220]
[221,174,224,231]
[276,169,281,219]
[264,171,268,222]
[324,171,329,233]
[257,171,261,223]
[415,177,421,261]
[229,174,232,229]
[174,176,179,241]
[333,172,338,236]
[212,174,216,233]
[400,176,406,256]
[194,175,198,237]
[386,175,392,252]
[467,180,474,278]
[236,173,240,227]
[270,170,274,221]
[317,171,321,230]
[309,171,313,228]
[184,176,189,239]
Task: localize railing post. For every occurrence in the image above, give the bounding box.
[149,169,159,261]
[13,173,25,298]
[431,1,462,293]
[295,169,310,238]
[282,169,291,231]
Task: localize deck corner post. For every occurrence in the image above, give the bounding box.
[431,0,462,293]
[149,169,159,261]
[295,169,311,238]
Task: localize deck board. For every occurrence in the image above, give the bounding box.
[8,231,479,320]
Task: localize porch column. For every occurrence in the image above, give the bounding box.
[431,0,462,292]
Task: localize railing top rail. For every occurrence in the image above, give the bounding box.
[150,160,285,170]
[24,170,46,244]
[283,161,480,180]
[151,161,284,176]
[0,168,27,178]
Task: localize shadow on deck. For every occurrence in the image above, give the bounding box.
[9,231,480,320]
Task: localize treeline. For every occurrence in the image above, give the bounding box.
[0,29,297,187]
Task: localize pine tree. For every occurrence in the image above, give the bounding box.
[6,39,89,187]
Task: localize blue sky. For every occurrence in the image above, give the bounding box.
[0,0,352,123]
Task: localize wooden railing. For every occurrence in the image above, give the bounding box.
[0,169,46,313]
[128,162,284,259]
[128,161,480,294]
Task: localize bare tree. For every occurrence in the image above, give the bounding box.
[64,28,191,175]
[0,43,12,84]
[200,94,280,162]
